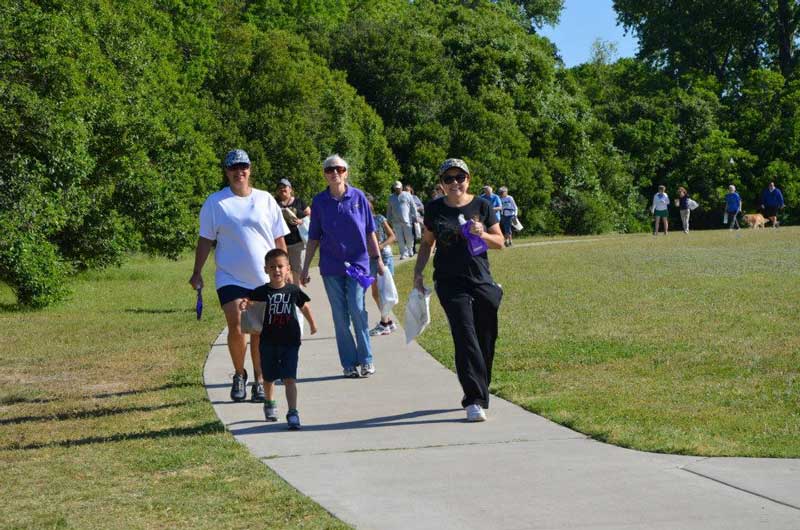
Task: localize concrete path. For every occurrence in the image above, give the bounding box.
[204,268,800,530]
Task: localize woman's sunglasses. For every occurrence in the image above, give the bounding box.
[441,172,468,184]
[324,166,347,174]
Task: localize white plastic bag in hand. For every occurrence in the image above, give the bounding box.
[404,287,431,344]
[687,199,699,211]
[377,268,399,315]
[298,216,310,244]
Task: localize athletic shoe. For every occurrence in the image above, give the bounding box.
[343,367,360,378]
[230,369,248,401]
[360,363,375,377]
[465,404,486,422]
[250,382,265,402]
[264,401,278,422]
[369,323,391,336]
[286,409,301,430]
[387,321,398,331]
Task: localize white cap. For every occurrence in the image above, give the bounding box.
[392,180,402,189]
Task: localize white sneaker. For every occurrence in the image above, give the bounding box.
[360,363,375,377]
[369,323,390,336]
[465,404,486,422]
[387,321,398,331]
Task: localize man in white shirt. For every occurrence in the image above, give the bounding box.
[386,180,416,259]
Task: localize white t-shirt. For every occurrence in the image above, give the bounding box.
[652,192,669,211]
[199,187,290,290]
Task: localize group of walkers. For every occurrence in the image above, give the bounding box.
[191,151,505,427]
[651,182,785,234]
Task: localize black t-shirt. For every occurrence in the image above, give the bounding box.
[277,197,308,246]
[248,283,310,345]
[423,196,497,285]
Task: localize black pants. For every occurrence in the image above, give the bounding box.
[435,280,503,409]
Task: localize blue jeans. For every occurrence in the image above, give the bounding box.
[322,275,373,369]
[370,253,395,276]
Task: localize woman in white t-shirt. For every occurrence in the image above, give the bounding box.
[189,149,290,403]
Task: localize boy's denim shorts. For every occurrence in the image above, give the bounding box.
[260,343,300,382]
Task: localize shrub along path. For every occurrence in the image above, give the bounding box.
[205,258,800,530]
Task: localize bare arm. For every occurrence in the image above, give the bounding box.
[300,303,317,334]
[381,220,396,247]
[413,228,436,292]
[274,236,287,252]
[189,237,214,289]
[300,239,319,286]
[368,231,385,275]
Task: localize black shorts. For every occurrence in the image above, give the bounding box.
[260,344,300,382]
[763,206,779,218]
[217,284,252,306]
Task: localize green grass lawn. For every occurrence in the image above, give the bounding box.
[0,255,347,530]
[395,228,800,457]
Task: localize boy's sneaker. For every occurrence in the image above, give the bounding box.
[343,367,360,378]
[465,404,486,422]
[230,369,248,401]
[388,321,398,331]
[263,401,278,422]
[250,382,265,402]
[286,409,301,430]
[369,322,391,336]
[360,363,375,377]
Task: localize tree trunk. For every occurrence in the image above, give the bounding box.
[776,0,795,77]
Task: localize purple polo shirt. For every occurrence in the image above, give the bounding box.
[309,185,375,276]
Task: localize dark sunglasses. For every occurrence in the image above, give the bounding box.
[324,166,347,174]
[227,163,250,170]
[441,172,468,184]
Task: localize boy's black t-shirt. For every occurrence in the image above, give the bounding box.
[423,196,497,285]
[248,283,310,346]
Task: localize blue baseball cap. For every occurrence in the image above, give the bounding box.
[223,149,250,168]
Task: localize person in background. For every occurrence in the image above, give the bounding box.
[365,194,397,337]
[190,149,289,402]
[300,155,385,378]
[760,181,785,228]
[275,178,310,284]
[675,186,691,234]
[481,185,502,223]
[413,158,505,422]
[431,183,445,200]
[725,184,742,230]
[387,180,416,259]
[498,186,518,247]
[651,185,669,235]
[405,184,424,256]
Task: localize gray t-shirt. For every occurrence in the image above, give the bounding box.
[387,191,415,224]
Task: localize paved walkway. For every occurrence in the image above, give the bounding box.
[204,266,800,530]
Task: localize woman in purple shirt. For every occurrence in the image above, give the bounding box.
[300,155,385,378]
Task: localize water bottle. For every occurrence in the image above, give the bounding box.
[344,261,375,289]
[458,214,489,256]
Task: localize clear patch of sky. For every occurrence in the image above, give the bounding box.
[538,0,639,67]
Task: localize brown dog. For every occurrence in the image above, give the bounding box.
[743,213,767,229]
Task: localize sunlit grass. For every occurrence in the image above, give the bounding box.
[0,254,347,530]
[395,228,800,457]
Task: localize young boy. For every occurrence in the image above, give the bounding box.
[240,248,317,430]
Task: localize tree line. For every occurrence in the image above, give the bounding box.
[1,0,796,307]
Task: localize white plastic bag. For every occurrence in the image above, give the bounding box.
[298,216,310,244]
[296,305,305,339]
[687,199,699,211]
[376,268,399,315]
[511,216,523,231]
[404,287,431,344]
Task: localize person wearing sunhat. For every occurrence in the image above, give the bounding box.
[275,178,310,284]
[386,180,416,259]
[190,149,290,402]
[413,158,505,422]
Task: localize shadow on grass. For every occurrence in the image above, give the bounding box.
[228,409,463,435]
[124,308,195,314]
[4,421,225,451]
[0,401,197,426]
[0,382,200,406]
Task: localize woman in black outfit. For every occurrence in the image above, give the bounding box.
[413,158,505,422]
